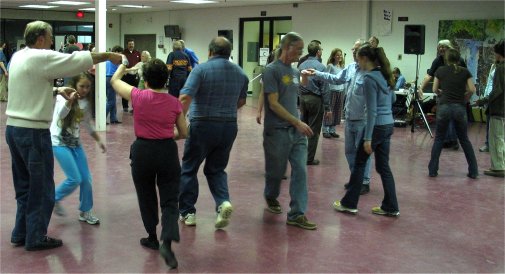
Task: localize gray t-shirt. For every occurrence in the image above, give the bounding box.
[263,60,300,129]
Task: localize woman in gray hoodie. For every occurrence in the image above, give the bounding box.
[333,43,400,217]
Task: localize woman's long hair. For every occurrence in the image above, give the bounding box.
[357,43,394,88]
[327,48,345,68]
[444,48,461,73]
[58,73,92,133]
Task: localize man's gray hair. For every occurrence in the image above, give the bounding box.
[24,21,52,46]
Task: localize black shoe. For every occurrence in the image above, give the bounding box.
[344,183,350,189]
[360,184,370,195]
[123,108,128,113]
[25,236,63,251]
[307,159,320,165]
[111,121,122,124]
[11,239,25,247]
[429,172,438,177]
[330,133,340,138]
[467,173,478,179]
[140,237,159,250]
[281,175,288,180]
[323,133,331,138]
[159,243,178,269]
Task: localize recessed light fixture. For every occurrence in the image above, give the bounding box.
[117,5,152,9]
[171,0,218,4]
[19,5,58,9]
[48,1,90,5]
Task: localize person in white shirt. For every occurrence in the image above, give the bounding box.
[51,73,105,225]
[5,20,122,251]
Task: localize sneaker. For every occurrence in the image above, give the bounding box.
[54,202,66,217]
[307,159,320,165]
[179,213,196,226]
[159,242,178,269]
[479,145,489,152]
[371,206,400,217]
[330,132,340,138]
[286,215,317,230]
[79,211,100,225]
[215,201,233,229]
[265,198,282,214]
[323,132,331,138]
[333,200,358,214]
[483,169,505,178]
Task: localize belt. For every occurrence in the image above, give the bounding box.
[191,116,237,122]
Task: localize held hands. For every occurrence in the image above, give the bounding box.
[109,52,124,65]
[363,140,372,155]
[295,120,314,137]
[98,141,106,153]
[57,87,78,100]
[301,69,316,76]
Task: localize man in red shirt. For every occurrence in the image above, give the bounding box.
[122,38,141,112]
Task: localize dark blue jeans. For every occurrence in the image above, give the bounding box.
[179,120,238,216]
[341,124,399,212]
[429,104,478,176]
[5,126,55,246]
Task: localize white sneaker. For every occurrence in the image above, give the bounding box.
[215,201,233,229]
[54,202,66,217]
[79,211,100,225]
[179,213,196,226]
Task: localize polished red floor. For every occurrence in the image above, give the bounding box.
[1,98,503,273]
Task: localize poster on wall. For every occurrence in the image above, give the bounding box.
[378,8,392,36]
[438,19,504,93]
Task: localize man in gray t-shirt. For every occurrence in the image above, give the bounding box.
[261,32,317,230]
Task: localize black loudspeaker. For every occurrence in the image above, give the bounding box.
[404,25,425,55]
[218,30,233,46]
[164,25,181,39]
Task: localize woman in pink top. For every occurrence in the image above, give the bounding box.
[111,58,188,269]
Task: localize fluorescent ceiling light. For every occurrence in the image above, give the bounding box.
[171,0,218,4]
[19,5,58,9]
[79,8,96,11]
[117,5,152,8]
[48,1,90,5]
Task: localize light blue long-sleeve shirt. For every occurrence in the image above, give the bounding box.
[363,69,395,140]
[314,62,367,121]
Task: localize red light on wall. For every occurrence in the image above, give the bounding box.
[76,11,84,19]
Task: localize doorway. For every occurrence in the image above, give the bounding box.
[239,17,292,95]
[124,34,156,59]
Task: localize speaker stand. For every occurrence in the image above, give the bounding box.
[410,54,433,138]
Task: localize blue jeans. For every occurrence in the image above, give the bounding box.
[53,145,93,212]
[444,120,457,142]
[5,126,55,246]
[263,127,308,220]
[179,120,238,216]
[429,104,478,176]
[341,124,398,212]
[106,76,118,122]
[345,120,372,183]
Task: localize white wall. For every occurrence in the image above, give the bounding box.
[2,0,503,83]
[370,0,504,85]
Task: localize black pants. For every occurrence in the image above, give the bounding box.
[168,77,187,98]
[122,74,139,110]
[130,138,180,242]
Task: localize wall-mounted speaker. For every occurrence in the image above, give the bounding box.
[404,25,425,55]
[164,25,181,39]
[218,30,233,48]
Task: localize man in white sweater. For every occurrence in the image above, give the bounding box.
[5,20,122,251]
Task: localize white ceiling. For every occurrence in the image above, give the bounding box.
[0,0,339,13]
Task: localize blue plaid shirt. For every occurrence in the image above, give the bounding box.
[181,56,249,119]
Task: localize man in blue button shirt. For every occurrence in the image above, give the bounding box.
[298,41,328,165]
[178,37,248,229]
